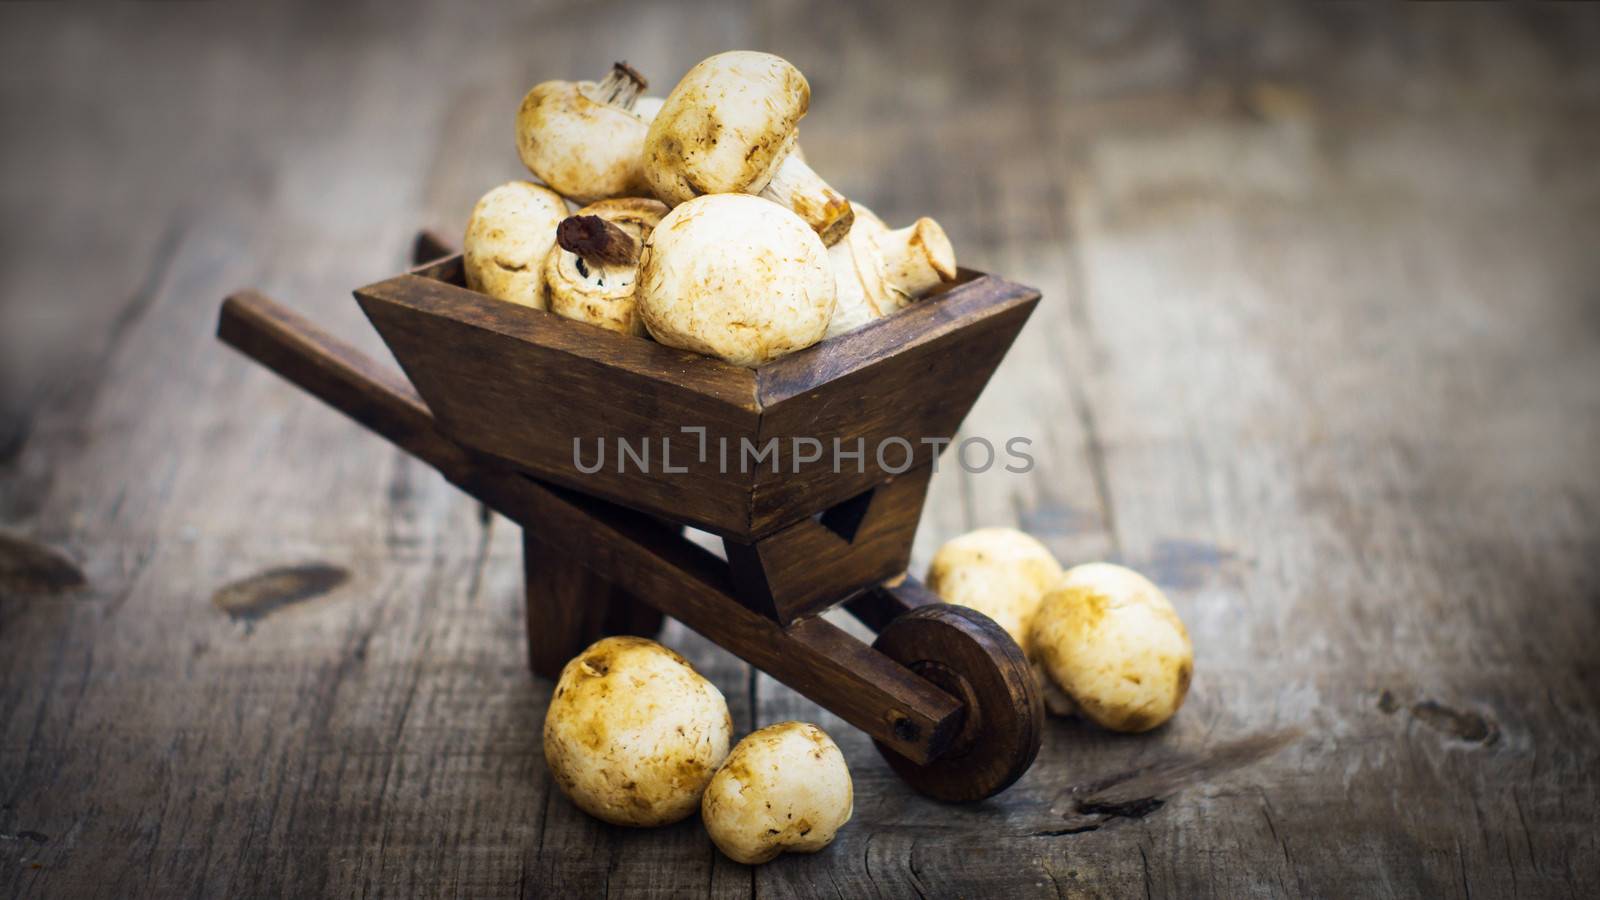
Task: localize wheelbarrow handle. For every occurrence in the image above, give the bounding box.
[217,289,471,478]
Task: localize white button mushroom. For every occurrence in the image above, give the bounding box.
[544,197,669,336]
[637,193,835,366]
[517,63,652,204]
[543,636,733,827]
[462,180,569,310]
[632,95,665,124]
[644,51,854,245]
[823,203,959,339]
[925,527,1063,649]
[701,722,853,865]
[1029,563,1195,733]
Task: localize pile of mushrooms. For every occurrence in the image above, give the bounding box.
[461,52,960,364]
[927,530,1195,733]
[544,636,853,864]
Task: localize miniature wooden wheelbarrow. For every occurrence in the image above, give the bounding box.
[216,231,1043,802]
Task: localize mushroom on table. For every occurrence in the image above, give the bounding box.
[701,722,853,865]
[644,51,854,245]
[543,636,733,826]
[1030,563,1195,732]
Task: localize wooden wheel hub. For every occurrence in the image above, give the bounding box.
[905,659,983,757]
[872,605,1045,803]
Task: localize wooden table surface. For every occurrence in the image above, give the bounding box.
[3,2,1598,897]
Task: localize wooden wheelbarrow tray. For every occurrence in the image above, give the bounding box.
[217,231,1044,802]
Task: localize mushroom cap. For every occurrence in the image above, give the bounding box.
[545,197,668,335]
[925,527,1064,649]
[463,180,568,310]
[701,722,853,865]
[1029,563,1194,733]
[632,95,665,123]
[644,51,809,204]
[543,636,733,827]
[517,80,650,204]
[637,193,835,366]
[823,202,891,339]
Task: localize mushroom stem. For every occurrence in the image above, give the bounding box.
[590,62,647,110]
[557,214,640,266]
[878,217,957,300]
[757,152,855,246]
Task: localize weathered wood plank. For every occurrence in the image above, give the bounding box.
[3,2,1600,898]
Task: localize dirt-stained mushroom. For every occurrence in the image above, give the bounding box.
[701,722,853,865]
[543,636,733,827]
[637,193,835,366]
[517,63,652,204]
[824,203,959,338]
[1029,563,1194,733]
[544,197,669,335]
[925,527,1063,649]
[644,51,854,245]
[462,180,569,310]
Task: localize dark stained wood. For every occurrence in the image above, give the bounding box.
[357,271,764,538]
[408,251,465,282]
[724,463,932,623]
[522,531,661,679]
[869,604,1044,802]
[361,265,1035,541]
[843,573,942,633]
[217,290,461,467]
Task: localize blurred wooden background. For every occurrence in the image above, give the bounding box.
[3,1,1598,897]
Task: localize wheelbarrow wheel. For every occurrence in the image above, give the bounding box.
[872,604,1044,802]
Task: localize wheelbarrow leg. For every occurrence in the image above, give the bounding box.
[523,530,663,679]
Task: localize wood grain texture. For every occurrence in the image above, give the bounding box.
[725,464,931,623]
[361,263,1033,540]
[4,1,1600,897]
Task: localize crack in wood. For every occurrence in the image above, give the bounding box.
[1377,690,1501,744]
